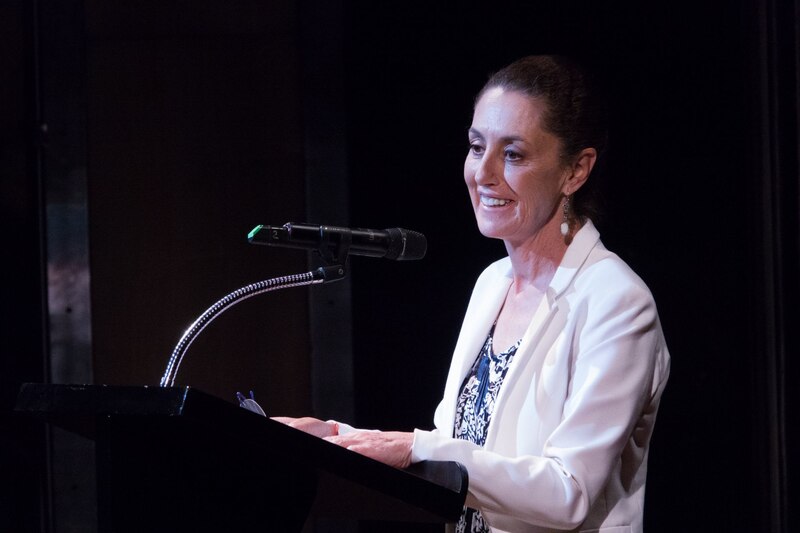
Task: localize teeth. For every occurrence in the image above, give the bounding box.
[481,196,511,207]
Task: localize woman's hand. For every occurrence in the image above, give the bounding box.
[271,416,338,438]
[324,431,413,469]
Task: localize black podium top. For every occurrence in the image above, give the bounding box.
[16,383,468,524]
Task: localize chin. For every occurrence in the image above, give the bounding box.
[476,221,510,241]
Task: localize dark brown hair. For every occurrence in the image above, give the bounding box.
[477,55,608,221]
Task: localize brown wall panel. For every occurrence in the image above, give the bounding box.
[85,1,312,413]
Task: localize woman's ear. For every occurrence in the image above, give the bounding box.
[563,147,597,195]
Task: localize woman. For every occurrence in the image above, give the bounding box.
[276,55,670,533]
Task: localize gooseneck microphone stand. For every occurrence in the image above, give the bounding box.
[14,223,469,533]
[159,246,347,388]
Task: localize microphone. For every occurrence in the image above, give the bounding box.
[248,222,427,261]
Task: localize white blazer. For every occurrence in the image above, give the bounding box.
[411,221,670,533]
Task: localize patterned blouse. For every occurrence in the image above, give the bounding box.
[453,324,520,533]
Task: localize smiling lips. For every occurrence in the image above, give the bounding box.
[480,195,512,207]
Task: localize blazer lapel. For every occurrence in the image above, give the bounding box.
[438,261,513,432]
[485,294,559,449]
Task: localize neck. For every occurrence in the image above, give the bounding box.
[503,218,578,292]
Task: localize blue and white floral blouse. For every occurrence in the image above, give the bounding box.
[453,324,520,533]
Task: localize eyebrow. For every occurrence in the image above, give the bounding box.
[468,127,526,144]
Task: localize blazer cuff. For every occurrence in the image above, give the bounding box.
[411,427,442,463]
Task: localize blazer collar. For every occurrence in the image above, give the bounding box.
[483,222,602,447]
[454,220,601,378]
[546,219,601,303]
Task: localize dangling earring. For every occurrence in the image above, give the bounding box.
[560,195,571,237]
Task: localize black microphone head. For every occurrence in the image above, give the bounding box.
[384,228,427,260]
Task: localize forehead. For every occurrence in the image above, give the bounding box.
[471,87,548,136]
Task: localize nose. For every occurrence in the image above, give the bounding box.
[472,150,502,186]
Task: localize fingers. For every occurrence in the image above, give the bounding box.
[271,416,337,438]
[323,432,413,469]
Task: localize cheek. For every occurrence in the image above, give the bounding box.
[512,174,559,218]
[463,158,474,184]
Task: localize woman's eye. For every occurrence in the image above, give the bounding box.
[469,143,485,156]
[504,149,522,161]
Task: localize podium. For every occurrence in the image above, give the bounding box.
[15,383,468,532]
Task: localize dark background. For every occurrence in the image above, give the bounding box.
[2,1,797,532]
